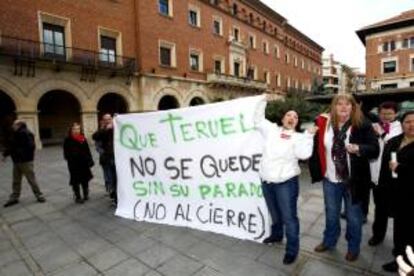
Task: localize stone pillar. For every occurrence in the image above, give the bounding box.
[16,111,42,149]
[81,110,98,140]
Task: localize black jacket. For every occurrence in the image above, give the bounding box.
[63,136,94,185]
[379,134,414,214]
[92,128,114,164]
[2,125,35,163]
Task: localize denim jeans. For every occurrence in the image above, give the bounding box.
[322,178,363,255]
[102,159,117,194]
[262,176,299,257]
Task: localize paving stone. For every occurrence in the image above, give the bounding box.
[137,242,177,268]
[0,260,31,276]
[157,254,204,276]
[104,258,150,276]
[49,261,98,276]
[299,259,365,276]
[88,247,129,271]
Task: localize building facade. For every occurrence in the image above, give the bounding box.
[0,0,323,148]
[322,54,365,94]
[357,9,414,91]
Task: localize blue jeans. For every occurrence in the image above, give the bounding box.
[322,178,363,255]
[102,159,117,195]
[262,176,299,257]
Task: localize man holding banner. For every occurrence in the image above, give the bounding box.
[254,95,317,265]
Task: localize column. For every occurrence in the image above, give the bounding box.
[81,110,98,140]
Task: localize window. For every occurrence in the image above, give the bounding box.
[390,41,395,51]
[411,57,414,72]
[233,27,239,41]
[247,67,254,80]
[212,16,222,35]
[285,53,289,64]
[234,62,240,77]
[381,83,397,89]
[301,59,305,69]
[160,47,171,66]
[249,34,256,49]
[263,40,269,54]
[249,13,254,24]
[159,0,171,16]
[188,9,200,27]
[286,77,291,88]
[214,60,222,74]
[264,71,270,84]
[232,4,238,16]
[382,42,389,52]
[159,41,176,67]
[293,56,298,67]
[274,45,279,58]
[382,41,396,52]
[190,54,199,71]
[210,0,218,5]
[275,74,281,87]
[189,49,202,71]
[99,36,116,63]
[403,39,409,48]
[411,37,414,48]
[383,60,396,73]
[43,23,65,58]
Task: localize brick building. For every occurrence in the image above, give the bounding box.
[0,0,323,148]
[357,9,414,91]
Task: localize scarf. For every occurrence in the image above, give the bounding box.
[331,120,351,181]
[380,121,390,134]
[71,133,86,143]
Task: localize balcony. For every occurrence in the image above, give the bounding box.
[0,35,136,83]
[207,72,267,92]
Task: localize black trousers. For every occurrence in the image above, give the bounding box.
[72,182,89,199]
[371,184,390,240]
[394,211,414,258]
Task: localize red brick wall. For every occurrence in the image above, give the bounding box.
[0,0,137,59]
[137,0,322,91]
[365,31,414,84]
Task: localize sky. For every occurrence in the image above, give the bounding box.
[261,0,414,73]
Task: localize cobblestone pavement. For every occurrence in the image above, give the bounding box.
[0,147,397,275]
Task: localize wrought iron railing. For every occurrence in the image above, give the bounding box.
[0,35,136,73]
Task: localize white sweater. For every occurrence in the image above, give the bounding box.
[254,99,314,183]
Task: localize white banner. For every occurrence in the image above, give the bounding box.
[114,95,269,241]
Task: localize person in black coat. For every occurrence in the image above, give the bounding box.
[380,111,414,272]
[92,113,117,206]
[2,120,46,207]
[63,122,94,203]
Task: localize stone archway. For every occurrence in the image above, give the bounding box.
[189,97,206,106]
[37,90,81,146]
[97,92,129,119]
[158,95,180,110]
[0,91,17,150]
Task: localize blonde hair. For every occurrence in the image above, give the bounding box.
[329,94,363,128]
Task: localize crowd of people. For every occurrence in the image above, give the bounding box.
[1,96,413,274]
[256,93,414,273]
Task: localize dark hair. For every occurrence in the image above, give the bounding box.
[400,110,414,123]
[278,110,302,132]
[67,122,81,136]
[379,101,398,113]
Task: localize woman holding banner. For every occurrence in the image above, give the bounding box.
[254,94,317,265]
[309,93,379,262]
